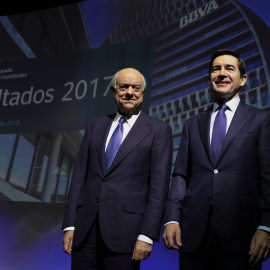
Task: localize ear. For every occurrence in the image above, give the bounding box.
[111,85,116,93]
[240,74,247,86]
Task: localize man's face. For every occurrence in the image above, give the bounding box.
[208,55,247,103]
[112,68,144,116]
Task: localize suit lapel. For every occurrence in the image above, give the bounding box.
[198,108,213,165]
[105,111,150,174]
[96,114,115,175]
[217,101,253,165]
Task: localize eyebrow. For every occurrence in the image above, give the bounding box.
[212,64,236,69]
[118,83,141,85]
[118,83,142,85]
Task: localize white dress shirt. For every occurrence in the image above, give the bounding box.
[210,96,240,144]
[105,111,140,150]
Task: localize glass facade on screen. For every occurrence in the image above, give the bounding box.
[0,131,81,202]
[105,0,270,167]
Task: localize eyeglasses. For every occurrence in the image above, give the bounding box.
[117,84,143,92]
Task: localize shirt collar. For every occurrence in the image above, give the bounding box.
[115,110,141,126]
[212,96,240,113]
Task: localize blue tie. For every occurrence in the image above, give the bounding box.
[211,104,228,164]
[105,117,126,172]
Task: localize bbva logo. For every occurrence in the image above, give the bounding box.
[179,0,219,28]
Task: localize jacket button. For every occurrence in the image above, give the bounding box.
[214,169,218,174]
[96,198,99,203]
[206,196,211,201]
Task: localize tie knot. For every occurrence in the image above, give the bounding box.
[219,104,228,112]
[119,117,126,125]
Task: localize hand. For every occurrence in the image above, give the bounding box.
[132,240,152,261]
[249,230,270,266]
[63,230,74,255]
[162,223,182,250]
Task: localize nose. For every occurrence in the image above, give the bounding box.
[219,67,227,77]
[126,85,135,95]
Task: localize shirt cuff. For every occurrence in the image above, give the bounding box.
[258,226,270,233]
[63,226,75,231]
[137,234,153,245]
[164,221,179,226]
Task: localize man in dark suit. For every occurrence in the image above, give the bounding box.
[162,49,270,269]
[62,68,173,270]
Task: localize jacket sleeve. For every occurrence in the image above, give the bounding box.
[258,112,270,227]
[139,123,173,241]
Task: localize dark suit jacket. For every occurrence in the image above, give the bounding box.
[163,100,270,253]
[63,111,173,253]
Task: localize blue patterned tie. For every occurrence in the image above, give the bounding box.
[211,104,228,164]
[105,117,126,172]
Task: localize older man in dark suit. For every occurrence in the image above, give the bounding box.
[162,49,270,270]
[62,68,173,270]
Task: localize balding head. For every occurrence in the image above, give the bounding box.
[111,68,146,91]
